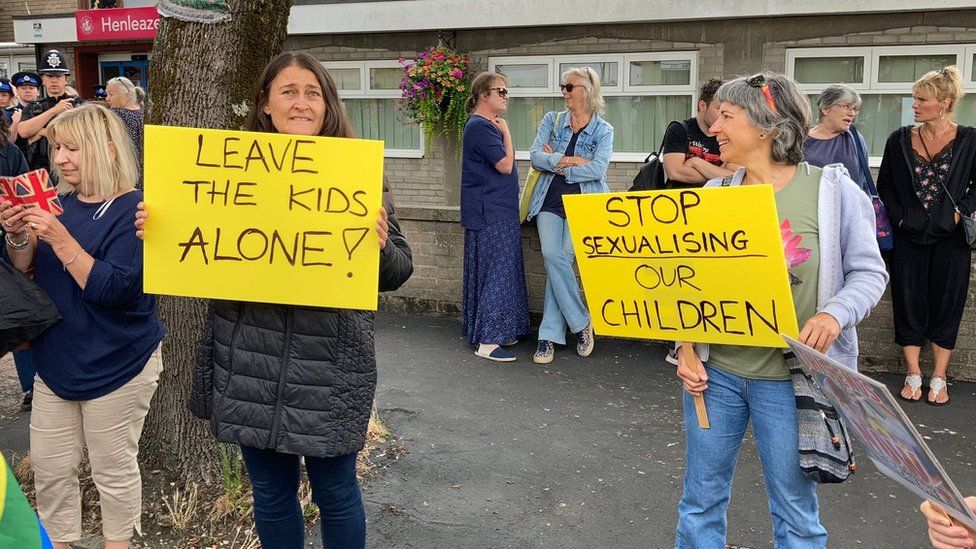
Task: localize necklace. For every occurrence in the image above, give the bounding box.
[770,165,788,187]
[923,122,953,142]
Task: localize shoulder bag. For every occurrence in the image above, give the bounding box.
[519,111,564,223]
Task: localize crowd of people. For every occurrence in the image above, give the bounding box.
[0,44,972,548]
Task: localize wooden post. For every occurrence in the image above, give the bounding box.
[681,342,710,429]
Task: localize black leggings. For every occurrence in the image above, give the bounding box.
[889,229,971,349]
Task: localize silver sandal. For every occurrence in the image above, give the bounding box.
[899,373,922,402]
[927,376,949,407]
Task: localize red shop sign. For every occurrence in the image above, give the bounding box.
[75,7,159,42]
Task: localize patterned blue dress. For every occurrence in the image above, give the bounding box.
[460,116,530,345]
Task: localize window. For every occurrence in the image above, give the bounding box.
[788,46,976,165]
[322,60,423,158]
[489,53,699,162]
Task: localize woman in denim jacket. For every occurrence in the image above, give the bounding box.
[525,67,613,364]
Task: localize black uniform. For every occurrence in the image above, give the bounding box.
[20,94,84,172]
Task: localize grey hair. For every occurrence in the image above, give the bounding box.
[561,67,605,115]
[716,72,810,165]
[816,85,862,120]
[107,76,147,109]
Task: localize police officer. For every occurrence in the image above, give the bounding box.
[92,83,108,101]
[17,50,83,172]
[9,71,40,157]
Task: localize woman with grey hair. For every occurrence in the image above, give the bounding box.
[105,76,146,187]
[525,67,613,364]
[805,85,875,195]
[674,72,888,548]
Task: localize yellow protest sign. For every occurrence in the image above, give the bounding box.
[143,125,384,310]
[564,186,798,348]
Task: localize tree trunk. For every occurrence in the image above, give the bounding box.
[140,0,294,482]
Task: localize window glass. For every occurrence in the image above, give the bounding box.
[629,59,692,86]
[794,57,864,84]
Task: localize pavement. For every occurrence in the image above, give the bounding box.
[4,315,975,548]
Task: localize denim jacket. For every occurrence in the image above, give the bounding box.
[526,110,613,221]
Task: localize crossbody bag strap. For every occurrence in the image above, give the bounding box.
[919,136,961,211]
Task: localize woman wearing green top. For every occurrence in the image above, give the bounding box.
[673,73,888,548]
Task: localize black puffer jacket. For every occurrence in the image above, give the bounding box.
[188,193,413,458]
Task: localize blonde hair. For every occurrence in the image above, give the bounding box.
[47,104,138,197]
[914,66,965,114]
[561,67,605,114]
[107,76,147,109]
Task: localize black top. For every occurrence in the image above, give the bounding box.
[540,125,585,218]
[878,125,976,245]
[662,117,722,167]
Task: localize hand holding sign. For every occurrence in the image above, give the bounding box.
[921,499,976,548]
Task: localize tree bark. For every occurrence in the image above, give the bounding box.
[140,0,294,482]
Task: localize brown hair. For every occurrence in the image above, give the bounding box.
[466,71,506,113]
[913,66,966,114]
[245,51,356,138]
[699,77,724,106]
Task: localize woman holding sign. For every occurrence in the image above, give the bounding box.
[137,52,413,549]
[525,67,613,364]
[2,104,165,549]
[460,71,530,362]
[673,73,887,548]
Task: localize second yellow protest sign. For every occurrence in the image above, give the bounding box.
[143,125,384,310]
[564,186,798,348]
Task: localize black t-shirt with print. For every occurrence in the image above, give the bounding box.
[662,117,723,167]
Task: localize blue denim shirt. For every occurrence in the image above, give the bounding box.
[526,111,613,221]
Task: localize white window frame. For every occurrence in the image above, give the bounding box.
[490,52,699,163]
[322,60,424,159]
[787,45,976,167]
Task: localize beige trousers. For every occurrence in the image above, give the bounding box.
[30,346,162,542]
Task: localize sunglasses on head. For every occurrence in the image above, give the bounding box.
[746,73,777,113]
[489,87,509,97]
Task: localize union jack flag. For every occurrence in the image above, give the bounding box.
[0,169,63,216]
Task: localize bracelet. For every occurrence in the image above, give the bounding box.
[4,232,29,249]
[63,248,84,271]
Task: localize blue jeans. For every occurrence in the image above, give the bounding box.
[536,211,589,344]
[240,446,365,549]
[675,365,827,549]
[13,349,35,393]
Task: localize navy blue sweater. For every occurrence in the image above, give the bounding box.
[31,191,165,400]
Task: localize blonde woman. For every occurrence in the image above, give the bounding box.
[877,67,975,406]
[525,66,613,364]
[105,76,146,187]
[0,104,165,549]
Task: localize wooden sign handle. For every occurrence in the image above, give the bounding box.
[681,342,710,429]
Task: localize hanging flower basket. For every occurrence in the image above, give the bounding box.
[398,45,472,147]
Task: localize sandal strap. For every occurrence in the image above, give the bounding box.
[929,376,947,396]
[904,374,922,391]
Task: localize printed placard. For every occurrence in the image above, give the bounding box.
[143,125,384,310]
[784,335,976,531]
[564,186,798,347]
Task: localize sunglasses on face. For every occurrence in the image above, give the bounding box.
[559,83,579,93]
[746,73,777,113]
[489,87,509,97]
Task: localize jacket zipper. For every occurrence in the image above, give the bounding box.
[268,308,293,447]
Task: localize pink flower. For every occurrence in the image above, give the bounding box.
[781,219,811,269]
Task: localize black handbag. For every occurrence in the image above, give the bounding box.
[0,258,61,355]
[629,120,688,192]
